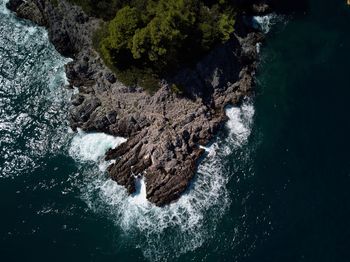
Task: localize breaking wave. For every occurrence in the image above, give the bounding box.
[226,102,255,147]
[69,129,126,164]
[252,13,280,33]
[69,100,255,260]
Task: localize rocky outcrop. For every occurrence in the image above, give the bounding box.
[7,0,46,26]
[8,0,267,206]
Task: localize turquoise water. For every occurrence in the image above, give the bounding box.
[1,0,350,261]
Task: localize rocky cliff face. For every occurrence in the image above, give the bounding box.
[7,0,268,206]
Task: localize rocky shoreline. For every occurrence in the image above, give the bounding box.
[7,0,271,206]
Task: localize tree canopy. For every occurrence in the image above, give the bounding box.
[101,0,235,70]
[70,0,237,91]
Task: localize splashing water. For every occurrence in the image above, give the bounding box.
[252,14,280,33]
[129,177,148,206]
[225,102,255,147]
[69,129,126,163]
[69,100,255,260]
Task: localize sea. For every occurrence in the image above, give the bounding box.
[1,0,350,261]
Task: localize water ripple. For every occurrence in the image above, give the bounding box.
[0,2,71,178]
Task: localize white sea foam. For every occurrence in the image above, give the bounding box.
[69,100,255,260]
[252,14,278,33]
[225,101,255,148]
[69,129,126,163]
[0,0,9,15]
[80,154,229,260]
[256,42,262,54]
[129,177,149,206]
[199,144,218,157]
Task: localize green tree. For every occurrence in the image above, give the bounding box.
[97,0,237,91]
[100,6,141,67]
[131,0,196,63]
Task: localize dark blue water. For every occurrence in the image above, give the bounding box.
[1,0,350,261]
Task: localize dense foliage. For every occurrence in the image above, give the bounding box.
[70,0,237,91]
[101,0,235,68]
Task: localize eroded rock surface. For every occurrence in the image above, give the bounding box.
[8,0,268,206]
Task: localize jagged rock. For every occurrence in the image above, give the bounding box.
[239,32,265,64]
[7,0,46,26]
[6,0,23,13]
[106,111,117,124]
[71,94,84,106]
[105,72,116,84]
[75,12,89,24]
[70,97,101,123]
[8,0,269,206]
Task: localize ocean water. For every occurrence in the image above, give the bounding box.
[1,0,350,261]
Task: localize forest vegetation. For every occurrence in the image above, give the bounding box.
[69,0,239,92]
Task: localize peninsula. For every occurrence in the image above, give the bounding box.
[7,0,271,206]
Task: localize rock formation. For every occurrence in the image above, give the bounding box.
[7,0,269,206]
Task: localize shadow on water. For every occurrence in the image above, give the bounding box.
[270,0,310,17]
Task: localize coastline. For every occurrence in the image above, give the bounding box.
[7,0,271,206]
